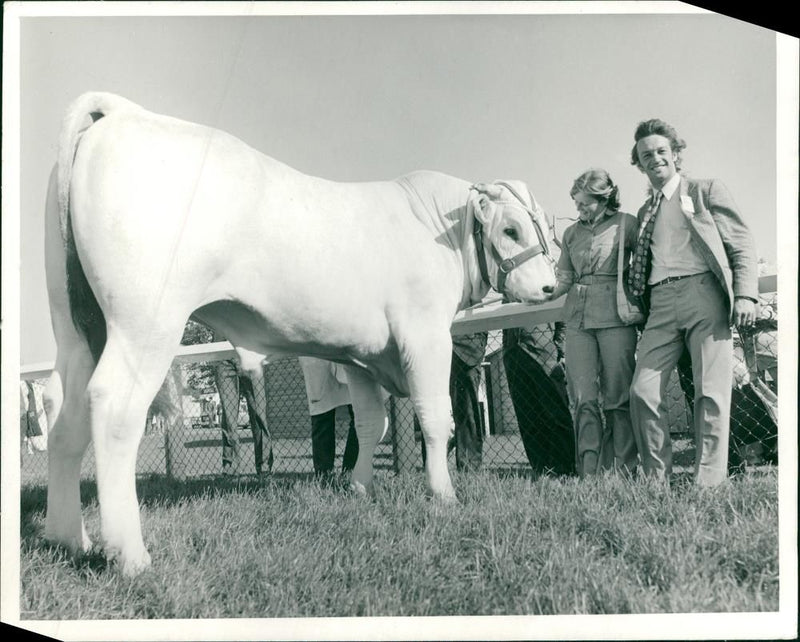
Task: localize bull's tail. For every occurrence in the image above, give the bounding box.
[58,93,175,419]
[58,92,141,364]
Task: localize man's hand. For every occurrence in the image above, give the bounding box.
[733,297,757,329]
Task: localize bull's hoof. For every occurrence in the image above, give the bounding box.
[425,483,459,505]
[113,547,152,577]
[429,491,459,505]
[348,480,374,497]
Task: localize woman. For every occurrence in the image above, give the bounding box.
[548,169,639,476]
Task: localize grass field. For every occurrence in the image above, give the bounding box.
[19,465,779,620]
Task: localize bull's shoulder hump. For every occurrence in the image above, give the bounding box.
[393,170,471,198]
[394,169,460,185]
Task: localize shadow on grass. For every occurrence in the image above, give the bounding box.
[21,471,338,517]
[19,437,748,522]
[20,472,340,574]
[17,464,599,528]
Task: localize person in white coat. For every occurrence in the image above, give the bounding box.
[298,357,359,477]
[20,380,47,457]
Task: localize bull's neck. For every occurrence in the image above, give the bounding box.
[395,173,488,310]
[413,202,484,310]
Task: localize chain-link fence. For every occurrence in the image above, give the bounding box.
[19,287,778,486]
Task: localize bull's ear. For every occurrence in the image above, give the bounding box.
[470,183,503,199]
[469,191,494,226]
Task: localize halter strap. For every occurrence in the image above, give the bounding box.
[492,242,546,294]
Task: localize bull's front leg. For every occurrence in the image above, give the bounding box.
[343,366,388,496]
[413,394,457,502]
[404,328,458,502]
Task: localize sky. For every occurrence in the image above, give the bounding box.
[7,3,794,367]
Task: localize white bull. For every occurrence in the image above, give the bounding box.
[43,91,556,575]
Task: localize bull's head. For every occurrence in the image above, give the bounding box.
[469,181,556,303]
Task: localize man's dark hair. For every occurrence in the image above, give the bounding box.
[630,119,687,171]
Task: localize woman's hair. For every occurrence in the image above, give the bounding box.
[629,118,687,171]
[569,168,621,211]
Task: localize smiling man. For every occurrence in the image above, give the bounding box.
[626,119,759,486]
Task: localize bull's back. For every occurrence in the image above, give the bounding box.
[68,109,462,359]
[68,110,283,317]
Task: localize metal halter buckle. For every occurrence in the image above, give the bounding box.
[499,258,516,273]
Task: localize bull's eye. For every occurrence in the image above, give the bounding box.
[504,227,519,241]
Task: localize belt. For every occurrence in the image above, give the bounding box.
[576,275,616,285]
[650,272,708,288]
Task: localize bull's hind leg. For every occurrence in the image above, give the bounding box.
[343,366,388,496]
[86,325,184,576]
[43,340,95,554]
